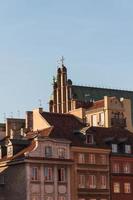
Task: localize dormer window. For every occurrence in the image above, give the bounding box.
[7,145,13,158]
[125,145,131,154]
[58,148,66,159]
[86,134,94,144]
[112,144,118,153]
[45,146,52,158]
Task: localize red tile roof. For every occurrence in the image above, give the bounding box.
[41,112,84,140]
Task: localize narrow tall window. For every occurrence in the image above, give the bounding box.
[31,167,39,181]
[86,134,94,144]
[100,175,107,189]
[112,144,118,153]
[78,153,85,164]
[113,182,120,193]
[124,183,131,193]
[45,146,52,158]
[88,175,96,189]
[99,112,104,126]
[113,163,120,173]
[123,163,131,173]
[89,154,96,164]
[100,155,107,165]
[125,145,131,154]
[58,148,66,158]
[92,115,97,126]
[79,174,85,188]
[44,167,53,181]
[58,168,66,182]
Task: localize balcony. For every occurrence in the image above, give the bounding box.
[111,118,126,128]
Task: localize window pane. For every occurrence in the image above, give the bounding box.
[31,167,39,181]
[113,182,120,193]
[124,183,131,193]
[44,167,53,181]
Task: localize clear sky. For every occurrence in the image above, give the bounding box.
[0,0,133,121]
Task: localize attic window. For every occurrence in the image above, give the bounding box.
[86,134,94,144]
[7,145,13,158]
[112,144,118,153]
[125,145,131,154]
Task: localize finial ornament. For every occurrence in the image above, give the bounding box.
[60,56,65,65]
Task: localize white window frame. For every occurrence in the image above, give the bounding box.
[123,163,131,174]
[112,144,118,153]
[88,175,96,189]
[125,145,131,154]
[31,167,39,181]
[58,168,66,182]
[44,167,53,182]
[79,174,85,188]
[100,175,107,189]
[78,153,85,164]
[89,154,96,164]
[113,163,120,173]
[124,182,131,193]
[113,182,120,193]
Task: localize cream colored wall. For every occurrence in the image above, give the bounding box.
[33,108,50,131]
[86,109,105,127]
[69,108,85,123]
[123,99,133,132]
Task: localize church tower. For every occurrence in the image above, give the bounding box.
[49,58,73,113]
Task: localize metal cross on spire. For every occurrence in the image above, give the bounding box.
[60,56,65,65]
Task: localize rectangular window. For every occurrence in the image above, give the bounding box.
[92,115,97,126]
[99,112,104,126]
[123,163,131,173]
[113,163,120,173]
[112,144,118,153]
[113,182,120,193]
[58,168,66,182]
[124,183,131,193]
[89,154,96,164]
[79,174,85,188]
[125,145,131,154]
[78,153,85,164]
[45,146,52,158]
[100,175,107,189]
[44,167,53,181]
[31,167,39,181]
[7,145,13,158]
[100,155,107,165]
[86,134,94,144]
[58,148,66,158]
[88,175,96,189]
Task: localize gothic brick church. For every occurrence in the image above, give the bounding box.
[49,63,133,123]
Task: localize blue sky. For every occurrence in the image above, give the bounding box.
[0,0,133,121]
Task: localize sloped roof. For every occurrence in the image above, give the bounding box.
[41,112,84,141]
[87,127,133,147]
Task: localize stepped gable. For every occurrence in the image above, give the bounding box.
[41,112,84,140]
